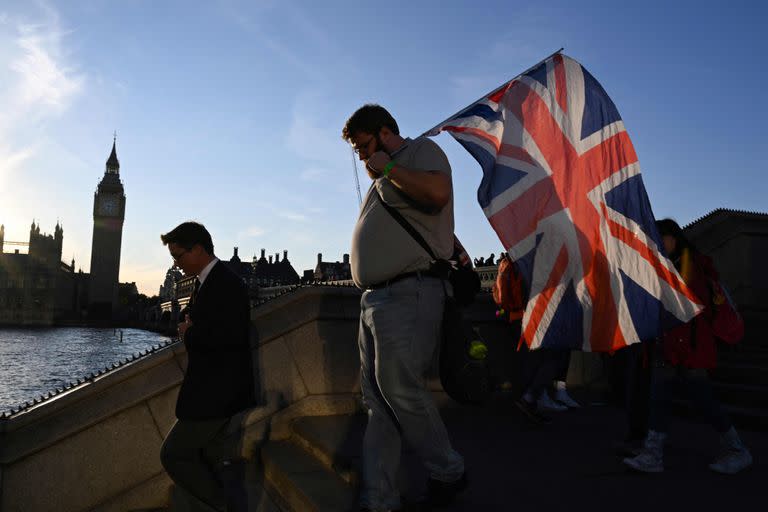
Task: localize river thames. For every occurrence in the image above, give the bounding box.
[0,327,174,412]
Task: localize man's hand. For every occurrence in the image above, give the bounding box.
[178,314,193,340]
[366,151,391,179]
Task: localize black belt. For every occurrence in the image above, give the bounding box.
[367,269,441,290]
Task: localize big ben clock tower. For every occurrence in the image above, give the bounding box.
[89,136,126,319]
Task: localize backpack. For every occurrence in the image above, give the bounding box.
[710,280,745,344]
[492,254,526,323]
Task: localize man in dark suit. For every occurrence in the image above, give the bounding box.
[160,221,256,511]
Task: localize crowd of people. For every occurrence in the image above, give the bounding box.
[492,221,751,477]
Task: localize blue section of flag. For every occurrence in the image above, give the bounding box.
[539,281,584,349]
[453,103,503,123]
[620,270,662,342]
[604,174,662,249]
[526,61,548,88]
[580,67,622,139]
[455,139,528,208]
[512,234,542,293]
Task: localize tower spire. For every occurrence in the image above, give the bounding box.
[106,132,120,173]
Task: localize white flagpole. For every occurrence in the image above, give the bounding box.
[420,48,564,138]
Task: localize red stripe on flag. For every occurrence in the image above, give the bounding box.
[499,143,536,166]
[487,177,564,250]
[554,54,568,114]
[603,205,702,306]
[488,80,518,103]
[442,125,500,151]
[521,245,570,348]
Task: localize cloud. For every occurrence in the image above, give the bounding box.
[277,210,307,222]
[299,167,327,182]
[0,5,85,175]
[0,144,35,185]
[11,24,84,109]
[238,226,266,238]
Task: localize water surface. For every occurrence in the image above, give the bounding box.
[0,327,173,412]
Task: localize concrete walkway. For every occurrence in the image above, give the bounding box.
[287,391,767,512]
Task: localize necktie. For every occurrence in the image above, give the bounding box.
[190,278,201,306]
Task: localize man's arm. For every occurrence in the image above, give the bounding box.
[367,151,451,210]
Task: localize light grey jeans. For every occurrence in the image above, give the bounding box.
[358,275,464,510]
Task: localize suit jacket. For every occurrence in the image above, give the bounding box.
[177,261,256,420]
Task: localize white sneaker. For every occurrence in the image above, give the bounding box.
[537,391,567,411]
[554,388,581,408]
[623,450,664,473]
[623,430,665,473]
[709,448,752,474]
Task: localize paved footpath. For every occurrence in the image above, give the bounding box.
[391,392,767,512]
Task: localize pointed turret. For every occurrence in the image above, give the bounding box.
[106,134,120,174]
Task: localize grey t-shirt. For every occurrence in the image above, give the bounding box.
[350,137,455,288]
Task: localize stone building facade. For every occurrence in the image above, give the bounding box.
[0,222,83,325]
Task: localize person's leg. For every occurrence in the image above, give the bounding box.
[520,349,551,400]
[367,277,464,483]
[626,343,650,441]
[682,369,752,474]
[203,415,251,512]
[514,349,557,422]
[526,349,565,411]
[553,349,580,407]
[358,297,402,511]
[623,355,671,473]
[161,418,231,511]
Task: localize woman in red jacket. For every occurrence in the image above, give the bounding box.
[623,219,751,474]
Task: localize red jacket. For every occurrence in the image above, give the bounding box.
[662,252,719,369]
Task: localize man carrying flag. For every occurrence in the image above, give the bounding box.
[343,104,467,511]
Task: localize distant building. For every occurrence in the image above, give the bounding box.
[158,247,301,322]
[158,266,183,301]
[684,208,768,349]
[0,222,83,325]
[250,248,300,288]
[307,253,352,283]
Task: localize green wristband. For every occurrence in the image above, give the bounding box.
[382,160,396,179]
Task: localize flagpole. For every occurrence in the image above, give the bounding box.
[420,47,564,138]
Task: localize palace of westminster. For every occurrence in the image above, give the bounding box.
[0,140,352,326]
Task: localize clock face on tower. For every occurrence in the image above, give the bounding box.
[98,196,120,216]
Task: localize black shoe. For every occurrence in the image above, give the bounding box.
[426,472,468,507]
[514,398,552,425]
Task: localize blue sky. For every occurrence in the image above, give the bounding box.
[0,0,766,295]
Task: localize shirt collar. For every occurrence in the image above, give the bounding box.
[197,257,219,286]
[390,137,412,158]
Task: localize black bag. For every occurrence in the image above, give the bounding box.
[448,249,482,307]
[376,190,491,405]
[439,296,492,404]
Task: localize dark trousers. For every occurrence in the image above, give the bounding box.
[521,348,571,398]
[624,343,651,440]
[648,365,732,434]
[161,417,248,512]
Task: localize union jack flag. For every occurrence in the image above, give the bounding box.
[429,53,702,351]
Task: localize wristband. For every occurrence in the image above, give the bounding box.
[382,160,396,179]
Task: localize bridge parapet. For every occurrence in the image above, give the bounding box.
[0,285,364,512]
[0,284,606,511]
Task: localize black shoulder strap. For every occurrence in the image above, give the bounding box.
[375,188,437,261]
